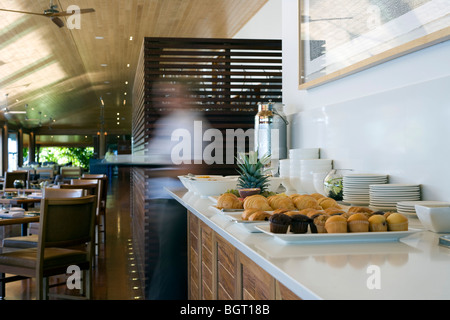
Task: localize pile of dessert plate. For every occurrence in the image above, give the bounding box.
[342,174,389,206]
[369,184,421,211]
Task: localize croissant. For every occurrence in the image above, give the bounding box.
[267,195,296,210]
[243,194,272,211]
[293,195,322,210]
[324,207,346,216]
[299,208,323,218]
[272,208,290,215]
[318,197,341,210]
[248,211,271,221]
[242,208,261,220]
[217,193,243,210]
[310,193,326,200]
[348,206,373,214]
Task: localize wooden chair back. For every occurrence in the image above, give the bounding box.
[37,196,97,249]
[43,188,84,199]
[3,171,29,189]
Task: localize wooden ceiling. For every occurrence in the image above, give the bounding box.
[0,0,268,141]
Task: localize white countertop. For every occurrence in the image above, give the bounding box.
[167,188,450,300]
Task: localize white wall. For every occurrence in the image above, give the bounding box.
[235,0,450,201]
[282,0,450,201]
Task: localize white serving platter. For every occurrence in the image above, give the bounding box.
[209,206,244,214]
[255,225,420,244]
[227,213,269,233]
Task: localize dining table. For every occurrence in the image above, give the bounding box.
[0,213,40,236]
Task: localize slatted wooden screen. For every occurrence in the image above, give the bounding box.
[132,37,282,175]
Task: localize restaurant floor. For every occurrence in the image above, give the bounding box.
[4,168,144,300]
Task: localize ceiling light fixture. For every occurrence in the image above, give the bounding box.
[129,36,133,41]
[95,36,104,40]
[101,64,108,67]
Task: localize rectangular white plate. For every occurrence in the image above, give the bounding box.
[255,225,421,244]
[227,213,269,233]
[209,206,244,214]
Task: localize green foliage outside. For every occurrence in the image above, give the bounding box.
[37,147,94,170]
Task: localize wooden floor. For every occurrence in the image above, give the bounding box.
[3,168,144,300]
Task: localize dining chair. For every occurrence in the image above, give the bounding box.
[3,171,29,190]
[61,182,102,251]
[35,168,54,180]
[2,188,84,248]
[81,174,108,235]
[60,167,82,179]
[0,195,97,300]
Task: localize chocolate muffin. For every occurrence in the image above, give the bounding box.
[269,213,291,234]
[289,214,311,234]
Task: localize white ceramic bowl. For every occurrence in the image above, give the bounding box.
[189,177,238,198]
[178,175,223,193]
[415,205,450,233]
[266,177,284,193]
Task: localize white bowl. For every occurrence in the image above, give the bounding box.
[313,172,329,195]
[178,175,223,192]
[189,177,238,198]
[266,177,284,192]
[415,205,450,233]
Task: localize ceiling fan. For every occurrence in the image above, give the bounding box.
[0,0,95,28]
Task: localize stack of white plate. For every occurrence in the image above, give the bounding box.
[396,200,450,216]
[299,159,333,194]
[288,148,320,160]
[343,174,388,205]
[369,184,421,211]
[289,148,320,193]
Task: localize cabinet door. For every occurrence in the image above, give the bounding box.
[239,253,275,300]
[187,212,200,300]
[200,221,215,299]
[216,234,238,300]
[276,281,302,300]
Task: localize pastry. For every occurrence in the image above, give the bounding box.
[347,213,369,232]
[273,208,290,215]
[289,214,311,234]
[242,208,260,220]
[299,208,322,218]
[341,211,354,219]
[243,194,272,211]
[310,193,326,200]
[217,193,243,210]
[310,213,329,233]
[348,206,374,214]
[248,211,271,221]
[324,207,346,216]
[325,215,347,233]
[318,197,341,210]
[267,194,296,210]
[293,195,322,210]
[269,213,291,234]
[285,211,302,217]
[386,213,408,231]
[368,215,388,232]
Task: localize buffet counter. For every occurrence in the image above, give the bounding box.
[167,188,450,300]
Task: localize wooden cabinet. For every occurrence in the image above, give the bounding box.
[187,211,302,300]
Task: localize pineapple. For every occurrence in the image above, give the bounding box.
[236,151,271,193]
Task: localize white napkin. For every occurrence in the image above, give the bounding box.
[0,208,25,218]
